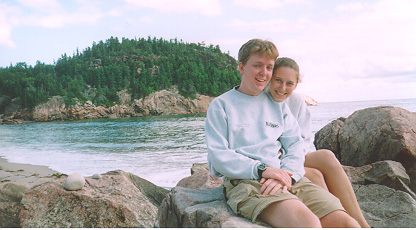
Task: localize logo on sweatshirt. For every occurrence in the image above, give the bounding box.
[266,121,279,128]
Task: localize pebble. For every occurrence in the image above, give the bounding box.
[92,173,100,179]
[63,173,85,191]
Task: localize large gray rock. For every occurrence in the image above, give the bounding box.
[0,183,29,228]
[19,170,168,228]
[176,163,223,189]
[157,186,264,228]
[315,106,416,174]
[159,163,264,227]
[343,160,416,199]
[354,184,416,228]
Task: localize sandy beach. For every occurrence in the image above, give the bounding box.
[0,156,62,188]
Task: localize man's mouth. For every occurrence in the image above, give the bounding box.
[256,78,266,82]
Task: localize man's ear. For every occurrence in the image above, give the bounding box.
[238,62,244,75]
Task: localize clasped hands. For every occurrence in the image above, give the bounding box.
[259,167,293,195]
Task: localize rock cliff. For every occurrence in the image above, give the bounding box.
[0,86,215,123]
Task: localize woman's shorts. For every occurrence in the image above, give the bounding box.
[223,177,345,224]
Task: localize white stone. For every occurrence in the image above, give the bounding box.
[92,173,100,179]
[63,173,85,191]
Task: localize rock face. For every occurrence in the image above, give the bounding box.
[176,163,223,189]
[0,183,29,228]
[353,184,416,228]
[1,86,215,123]
[19,170,168,228]
[315,106,416,172]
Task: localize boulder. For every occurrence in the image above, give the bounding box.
[0,183,29,228]
[157,186,263,228]
[343,160,416,199]
[315,106,416,172]
[19,170,168,228]
[158,163,264,227]
[314,117,345,154]
[176,163,223,189]
[354,184,416,228]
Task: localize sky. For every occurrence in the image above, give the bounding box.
[1,0,415,103]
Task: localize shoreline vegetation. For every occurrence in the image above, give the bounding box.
[0,37,241,124]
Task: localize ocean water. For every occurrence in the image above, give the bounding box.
[0,98,415,188]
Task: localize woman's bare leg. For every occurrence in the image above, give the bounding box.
[305,166,328,190]
[304,149,370,228]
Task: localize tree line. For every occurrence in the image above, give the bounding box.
[0,36,241,112]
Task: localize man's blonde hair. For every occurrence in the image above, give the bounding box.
[238,39,279,65]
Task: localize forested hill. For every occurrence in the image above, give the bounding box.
[0,36,241,112]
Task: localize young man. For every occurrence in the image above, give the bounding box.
[205,38,360,227]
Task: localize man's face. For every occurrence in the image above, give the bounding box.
[238,53,275,96]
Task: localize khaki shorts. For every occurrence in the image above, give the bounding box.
[223,177,345,225]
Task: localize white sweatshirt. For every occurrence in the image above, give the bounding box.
[283,92,317,154]
[205,87,306,182]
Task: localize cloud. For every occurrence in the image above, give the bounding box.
[124,0,222,16]
[232,0,307,10]
[0,2,21,48]
[233,0,284,10]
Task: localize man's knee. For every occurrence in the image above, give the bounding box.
[259,199,321,228]
[320,210,360,228]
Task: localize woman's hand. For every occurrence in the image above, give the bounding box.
[259,178,287,195]
[261,167,293,189]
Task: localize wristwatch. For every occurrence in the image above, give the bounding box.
[291,177,296,185]
[257,163,267,178]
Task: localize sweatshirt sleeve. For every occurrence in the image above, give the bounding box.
[205,100,261,180]
[278,104,306,182]
[295,96,317,153]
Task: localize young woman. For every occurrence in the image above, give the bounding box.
[266,57,370,228]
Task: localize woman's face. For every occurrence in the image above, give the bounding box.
[270,66,298,102]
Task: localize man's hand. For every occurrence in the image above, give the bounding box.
[261,167,293,189]
[259,178,288,195]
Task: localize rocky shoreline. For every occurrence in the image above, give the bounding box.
[2,105,415,228]
[0,87,318,125]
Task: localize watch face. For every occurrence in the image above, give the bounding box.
[259,163,266,171]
